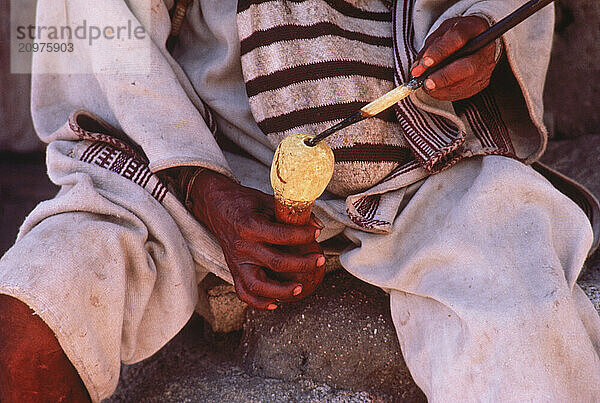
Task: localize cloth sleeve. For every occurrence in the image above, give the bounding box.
[30,0,235,178]
[426,0,555,136]
[402,0,555,167]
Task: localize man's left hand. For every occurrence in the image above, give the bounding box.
[411,16,498,101]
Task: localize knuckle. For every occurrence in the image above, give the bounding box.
[234,282,251,302]
[456,29,469,44]
[241,215,261,237]
[298,257,314,273]
[447,31,465,49]
[232,239,249,255]
[464,60,476,77]
[471,16,489,31]
[271,226,287,243]
[237,222,253,239]
[437,70,451,87]
[429,43,443,59]
[246,279,261,294]
[298,229,313,244]
[270,255,285,272]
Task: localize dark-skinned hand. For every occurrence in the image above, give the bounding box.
[411,16,498,101]
[188,169,325,310]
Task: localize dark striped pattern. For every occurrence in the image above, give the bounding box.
[389,0,514,175]
[333,143,413,163]
[80,141,169,203]
[245,60,395,98]
[256,101,397,134]
[392,0,464,171]
[381,159,420,182]
[241,22,392,56]
[354,194,381,219]
[238,0,392,21]
[239,0,416,202]
[238,0,520,231]
[454,88,514,155]
[347,194,389,228]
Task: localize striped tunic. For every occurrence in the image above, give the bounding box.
[235,0,518,228]
[237,0,412,196]
[236,0,515,200]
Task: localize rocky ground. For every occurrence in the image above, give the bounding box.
[1,135,599,402]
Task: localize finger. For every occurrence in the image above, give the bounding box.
[291,241,323,256]
[427,77,491,101]
[238,264,301,299]
[420,17,488,69]
[234,279,278,311]
[424,55,480,91]
[244,215,320,245]
[235,241,325,273]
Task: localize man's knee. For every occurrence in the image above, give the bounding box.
[0,294,90,402]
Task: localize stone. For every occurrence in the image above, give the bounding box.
[206,285,248,333]
[196,274,248,334]
[540,135,600,200]
[107,315,381,403]
[235,136,600,403]
[543,0,600,138]
[196,256,353,334]
[540,134,600,310]
[240,270,425,401]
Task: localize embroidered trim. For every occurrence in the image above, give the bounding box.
[238,0,393,21]
[68,111,147,162]
[80,141,169,203]
[236,0,519,231]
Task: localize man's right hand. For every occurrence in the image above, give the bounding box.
[187,170,326,310]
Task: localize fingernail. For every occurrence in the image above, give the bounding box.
[312,216,324,229]
[267,303,278,310]
[425,79,436,90]
[293,285,303,296]
[411,64,425,77]
[423,56,434,67]
[315,229,321,239]
[316,255,326,267]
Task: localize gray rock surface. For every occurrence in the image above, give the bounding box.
[105,315,383,403]
[234,135,600,402]
[543,0,600,138]
[541,135,600,311]
[541,135,600,201]
[240,270,425,402]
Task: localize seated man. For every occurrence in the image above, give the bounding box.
[1,0,599,401]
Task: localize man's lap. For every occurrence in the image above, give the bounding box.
[341,155,600,400]
[1,142,599,401]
